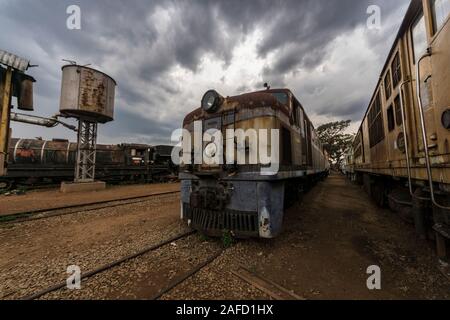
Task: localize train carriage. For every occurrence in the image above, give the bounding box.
[0,138,176,190]
[349,0,450,260]
[179,88,330,239]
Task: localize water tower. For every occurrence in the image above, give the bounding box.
[59,64,116,190]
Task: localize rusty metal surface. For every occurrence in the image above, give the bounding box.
[180,87,330,239]
[18,78,34,111]
[7,138,175,167]
[0,67,12,173]
[8,138,75,165]
[1,138,176,183]
[183,89,291,126]
[0,50,29,71]
[181,87,328,175]
[59,65,116,123]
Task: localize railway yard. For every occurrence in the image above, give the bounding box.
[1,0,449,310]
[1,174,449,300]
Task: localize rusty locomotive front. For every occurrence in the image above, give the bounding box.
[179,88,330,238]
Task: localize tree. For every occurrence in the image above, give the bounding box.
[317,120,354,167]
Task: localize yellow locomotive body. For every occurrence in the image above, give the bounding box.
[180,89,329,238]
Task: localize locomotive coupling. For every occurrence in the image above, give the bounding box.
[189,182,232,211]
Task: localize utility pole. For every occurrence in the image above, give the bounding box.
[0,67,12,176]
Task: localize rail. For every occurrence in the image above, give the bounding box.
[0,190,180,224]
[21,230,197,300]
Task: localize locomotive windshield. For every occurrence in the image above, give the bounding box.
[271,92,289,105]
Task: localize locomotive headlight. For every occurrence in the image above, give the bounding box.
[201,90,223,113]
[204,142,217,158]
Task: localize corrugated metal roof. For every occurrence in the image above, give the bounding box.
[0,49,29,72]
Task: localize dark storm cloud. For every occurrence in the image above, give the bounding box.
[257,0,406,82]
[2,0,409,142]
[316,98,369,121]
[103,109,178,144]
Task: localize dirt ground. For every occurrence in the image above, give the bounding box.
[0,192,183,299]
[164,174,450,300]
[250,174,450,299]
[1,175,449,300]
[0,182,180,216]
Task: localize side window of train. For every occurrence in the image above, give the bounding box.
[292,100,299,127]
[303,120,307,138]
[292,99,304,130]
[384,70,392,100]
[394,95,403,126]
[299,108,305,137]
[353,130,362,159]
[387,105,395,132]
[431,0,450,34]
[281,127,292,165]
[412,13,428,64]
[368,92,385,148]
[412,12,434,109]
[391,52,402,88]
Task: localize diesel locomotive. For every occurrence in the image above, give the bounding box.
[0,138,176,191]
[179,88,330,238]
[346,0,450,260]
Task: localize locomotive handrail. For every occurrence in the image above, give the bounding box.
[415,50,450,210]
[399,80,430,201]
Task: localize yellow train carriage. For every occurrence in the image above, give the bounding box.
[352,0,450,260]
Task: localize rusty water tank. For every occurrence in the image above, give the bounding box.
[18,78,34,111]
[59,65,116,123]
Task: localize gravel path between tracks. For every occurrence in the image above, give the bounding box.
[40,234,265,300]
[1,175,449,300]
[0,182,180,216]
[162,174,450,300]
[0,193,183,299]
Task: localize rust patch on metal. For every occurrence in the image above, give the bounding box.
[80,68,107,114]
[183,89,292,126]
[16,149,35,159]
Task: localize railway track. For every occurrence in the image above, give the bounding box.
[0,190,181,224]
[0,183,60,194]
[20,230,224,300]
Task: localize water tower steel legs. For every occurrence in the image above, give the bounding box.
[75,119,98,183]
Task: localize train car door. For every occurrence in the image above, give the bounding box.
[306,121,313,167]
[300,115,307,166]
[427,0,450,156]
[410,8,437,154]
[292,99,303,165]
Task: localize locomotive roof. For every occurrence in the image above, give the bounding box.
[183,88,299,126]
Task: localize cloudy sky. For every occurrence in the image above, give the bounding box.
[1,0,410,145]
